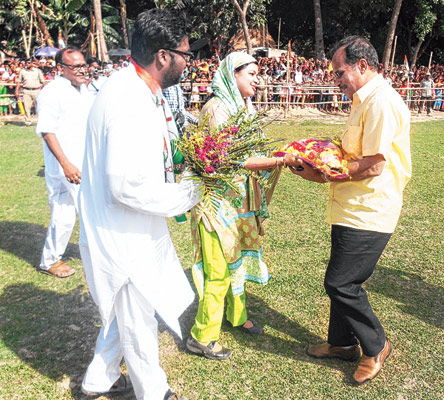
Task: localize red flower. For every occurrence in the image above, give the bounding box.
[291,142,306,152]
[205,165,215,173]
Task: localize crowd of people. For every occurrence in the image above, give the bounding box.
[1,49,444,121]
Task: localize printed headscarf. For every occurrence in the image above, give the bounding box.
[211,52,258,115]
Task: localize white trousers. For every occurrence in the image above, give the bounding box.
[82,283,170,400]
[40,184,77,270]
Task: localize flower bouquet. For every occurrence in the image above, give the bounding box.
[178,108,277,214]
[273,138,349,179]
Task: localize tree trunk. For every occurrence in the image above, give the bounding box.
[93,0,109,62]
[26,9,34,58]
[411,38,424,68]
[30,0,55,47]
[417,32,434,61]
[232,0,253,55]
[89,8,97,58]
[119,0,130,49]
[382,0,403,69]
[22,29,30,58]
[313,0,325,59]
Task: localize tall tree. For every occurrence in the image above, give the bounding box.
[410,0,442,67]
[92,0,109,61]
[183,0,268,57]
[313,0,325,59]
[119,0,129,48]
[30,0,55,47]
[43,0,89,46]
[382,0,403,69]
[232,0,253,54]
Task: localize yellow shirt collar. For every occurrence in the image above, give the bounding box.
[352,74,384,105]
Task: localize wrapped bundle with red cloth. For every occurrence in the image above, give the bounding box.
[273,138,349,179]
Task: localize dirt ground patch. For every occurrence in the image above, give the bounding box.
[2,107,443,127]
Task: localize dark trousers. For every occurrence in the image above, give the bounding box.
[324,225,391,357]
[418,96,431,114]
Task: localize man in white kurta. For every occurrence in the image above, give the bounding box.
[36,47,94,278]
[78,9,200,400]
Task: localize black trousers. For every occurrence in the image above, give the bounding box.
[324,225,391,357]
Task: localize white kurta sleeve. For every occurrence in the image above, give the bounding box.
[107,172,201,218]
[36,84,60,137]
[104,97,201,218]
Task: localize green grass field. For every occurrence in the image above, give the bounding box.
[0,119,443,400]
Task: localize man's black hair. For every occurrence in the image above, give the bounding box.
[55,46,83,65]
[330,36,379,70]
[87,57,100,65]
[131,8,191,68]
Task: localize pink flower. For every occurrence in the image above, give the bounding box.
[230,126,239,134]
[205,165,215,173]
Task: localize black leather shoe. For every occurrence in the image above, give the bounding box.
[186,337,232,360]
[238,319,263,336]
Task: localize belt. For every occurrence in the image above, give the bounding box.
[23,87,40,90]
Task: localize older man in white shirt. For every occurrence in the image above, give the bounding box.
[36,46,94,278]
[79,9,201,400]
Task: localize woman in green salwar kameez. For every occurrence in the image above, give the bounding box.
[186,52,282,360]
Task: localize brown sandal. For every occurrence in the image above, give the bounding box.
[38,261,75,278]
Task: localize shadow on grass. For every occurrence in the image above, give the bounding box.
[0,221,80,267]
[0,283,100,398]
[174,280,361,384]
[370,265,444,330]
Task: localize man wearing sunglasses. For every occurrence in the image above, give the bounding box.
[78,9,201,400]
[35,46,94,279]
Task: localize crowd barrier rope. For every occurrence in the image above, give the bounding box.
[0,80,441,117]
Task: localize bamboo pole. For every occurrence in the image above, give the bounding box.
[262,23,265,47]
[277,18,281,50]
[428,51,433,69]
[390,35,397,68]
[285,41,291,117]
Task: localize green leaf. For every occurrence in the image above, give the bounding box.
[65,0,86,13]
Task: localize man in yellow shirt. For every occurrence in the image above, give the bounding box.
[285,36,411,384]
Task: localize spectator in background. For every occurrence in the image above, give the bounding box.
[256,67,271,107]
[15,58,46,125]
[86,58,107,95]
[418,72,434,115]
[163,83,198,136]
[383,70,392,86]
